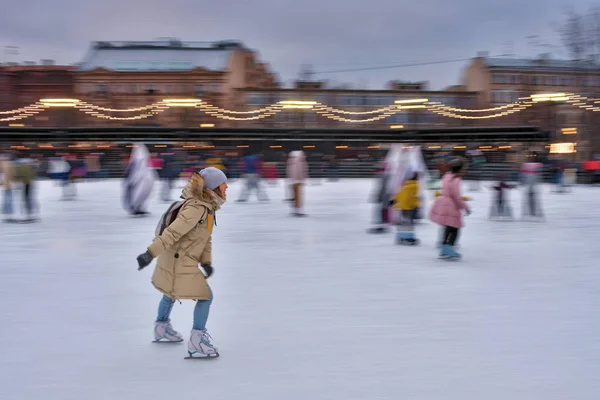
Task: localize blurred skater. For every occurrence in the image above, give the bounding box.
[286,151,308,217]
[392,171,421,245]
[520,152,545,221]
[123,144,157,216]
[237,153,269,202]
[430,158,471,260]
[368,161,391,233]
[1,154,15,222]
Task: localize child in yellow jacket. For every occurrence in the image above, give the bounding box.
[392,172,421,245]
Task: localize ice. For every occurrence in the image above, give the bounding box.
[1,178,600,400]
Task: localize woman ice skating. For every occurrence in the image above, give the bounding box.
[392,171,421,245]
[430,157,471,260]
[136,167,228,359]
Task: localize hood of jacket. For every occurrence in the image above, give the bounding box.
[180,172,224,211]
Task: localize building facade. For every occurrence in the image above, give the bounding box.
[229,80,478,130]
[74,40,278,127]
[464,53,600,157]
[0,62,75,126]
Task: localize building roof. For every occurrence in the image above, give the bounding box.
[77,40,244,72]
[1,65,75,72]
[485,57,600,72]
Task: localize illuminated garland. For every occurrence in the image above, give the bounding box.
[426,103,532,120]
[77,101,159,113]
[315,106,398,123]
[316,105,396,115]
[427,102,521,113]
[197,102,279,115]
[1,93,599,124]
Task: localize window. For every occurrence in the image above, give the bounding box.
[340,96,353,106]
[491,90,517,104]
[315,94,327,104]
[391,113,408,124]
[247,93,265,105]
[196,83,204,94]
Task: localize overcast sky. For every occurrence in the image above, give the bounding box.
[0,0,584,89]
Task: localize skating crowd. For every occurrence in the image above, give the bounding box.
[0,144,585,359]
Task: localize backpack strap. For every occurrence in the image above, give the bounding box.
[198,206,208,225]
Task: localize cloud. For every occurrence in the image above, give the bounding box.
[0,0,574,89]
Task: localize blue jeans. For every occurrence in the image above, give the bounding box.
[2,189,13,215]
[156,288,213,331]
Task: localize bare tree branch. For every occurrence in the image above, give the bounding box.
[559,9,587,61]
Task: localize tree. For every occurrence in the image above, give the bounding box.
[559,9,587,61]
[586,5,600,64]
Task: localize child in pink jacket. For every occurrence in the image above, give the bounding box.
[429,157,471,260]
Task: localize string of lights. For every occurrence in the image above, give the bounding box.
[426,103,532,120]
[78,105,167,121]
[202,109,281,121]
[77,102,160,113]
[565,95,600,112]
[315,105,395,115]
[0,102,45,115]
[197,102,279,115]
[426,102,521,113]
[315,108,397,123]
[0,108,43,122]
[6,93,600,124]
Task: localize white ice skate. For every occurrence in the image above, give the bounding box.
[186,329,219,359]
[153,321,184,343]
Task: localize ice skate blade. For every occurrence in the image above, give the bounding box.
[152,339,183,343]
[368,227,388,234]
[442,256,461,261]
[397,239,420,246]
[185,352,219,360]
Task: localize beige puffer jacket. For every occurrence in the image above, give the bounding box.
[147,172,221,300]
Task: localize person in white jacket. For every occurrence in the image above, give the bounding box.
[286,151,308,216]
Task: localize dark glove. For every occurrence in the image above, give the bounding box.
[137,250,153,270]
[201,264,214,278]
[465,209,472,216]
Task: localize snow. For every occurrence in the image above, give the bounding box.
[1,178,600,400]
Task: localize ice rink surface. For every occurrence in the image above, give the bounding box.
[1,178,600,400]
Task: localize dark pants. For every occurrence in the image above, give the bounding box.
[497,195,504,214]
[528,188,537,216]
[443,226,460,246]
[23,183,33,216]
[397,209,416,231]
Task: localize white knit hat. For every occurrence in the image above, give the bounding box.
[200,167,227,190]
